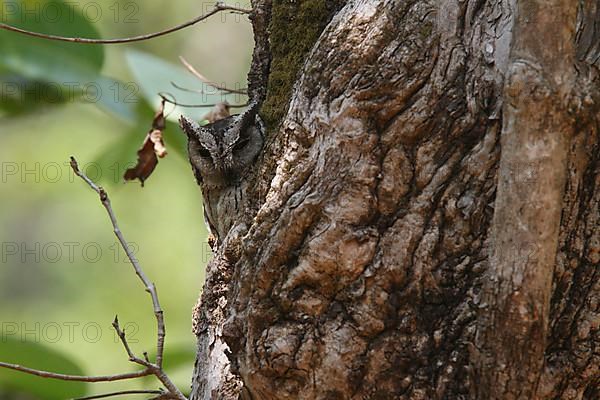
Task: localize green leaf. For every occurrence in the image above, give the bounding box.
[0,336,87,399]
[0,0,104,81]
[0,0,105,112]
[0,74,66,115]
[125,49,245,122]
[93,76,140,124]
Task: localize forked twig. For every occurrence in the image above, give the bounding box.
[69,156,186,400]
[0,158,188,399]
[69,157,167,367]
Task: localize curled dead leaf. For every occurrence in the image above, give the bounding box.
[124,99,168,186]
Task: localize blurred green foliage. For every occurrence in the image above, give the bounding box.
[0,337,87,399]
[0,0,252,397]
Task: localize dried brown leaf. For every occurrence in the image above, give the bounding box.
[202,102,230,123]
[124,100,168,186]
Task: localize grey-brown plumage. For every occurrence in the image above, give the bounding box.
[179,104,264,242]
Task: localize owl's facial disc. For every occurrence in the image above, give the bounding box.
[180,110,262,189]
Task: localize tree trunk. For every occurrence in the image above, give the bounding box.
[191,0,600,399]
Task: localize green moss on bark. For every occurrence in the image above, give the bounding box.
[261,0,346,130]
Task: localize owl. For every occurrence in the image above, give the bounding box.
[179,105,264,243]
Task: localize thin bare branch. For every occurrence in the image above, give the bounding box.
[108,299,184,397]
[171,80,248,97]
[159,93,248,109]
[171,81,211,95]
[70,156,166,368]
[69,156,187,400]
[0,157,188,398]
[0,3,251,44]
[112,316,140,363]
[0,361,150,382]
[179,56,248,95]
[72,389,165,400]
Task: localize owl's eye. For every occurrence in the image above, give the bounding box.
[197,144,211,158]
[233,136,250,152]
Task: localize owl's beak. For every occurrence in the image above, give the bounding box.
[220,168,237,183]
[215,158,236,181]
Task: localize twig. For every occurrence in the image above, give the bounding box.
[171,81,248,97]
[179,56,248,95]
[112,316,139,362]
[159,93,248,109]
[0,2,251,44]
[0,362,150,382]
[171,81,206,94]
[72,389,165,400]
[171,81,216,95]
[69,157,187,400]
[0,158,187,398]
[69,157,166,367]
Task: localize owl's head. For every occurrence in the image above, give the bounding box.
[179,112,263,188]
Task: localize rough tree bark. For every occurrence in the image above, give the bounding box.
[191,0,600,399]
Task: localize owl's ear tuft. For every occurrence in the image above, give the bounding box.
[179,115,201,137]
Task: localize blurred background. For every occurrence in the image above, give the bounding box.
[0,0,253,398]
